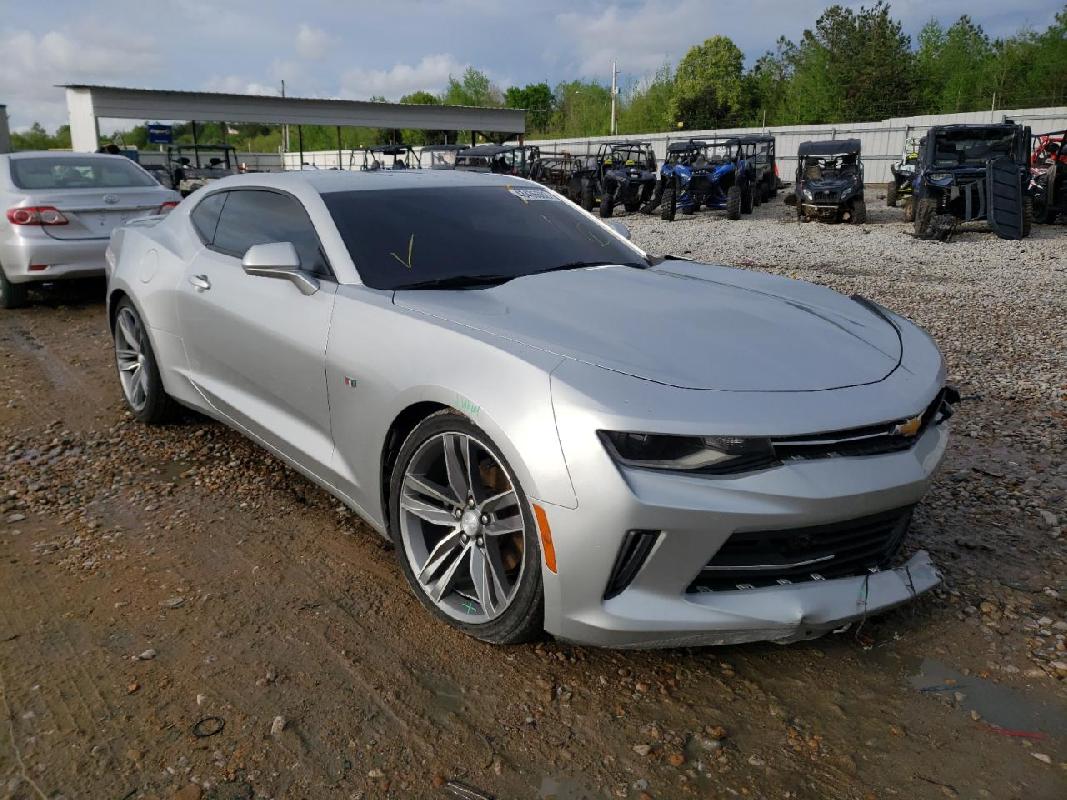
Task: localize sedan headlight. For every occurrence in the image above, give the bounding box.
[600,431,776,475]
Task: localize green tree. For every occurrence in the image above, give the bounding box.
[617,64,674,134]
[504,82,554,133]
[399,90,445,146]
[668,36,747,129]
[915,16,994,113]
[443,67,501,107]
[551,80,612,137]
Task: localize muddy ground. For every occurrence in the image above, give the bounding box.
[1,202,1065,800]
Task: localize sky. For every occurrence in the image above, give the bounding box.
[1,0,1062,132]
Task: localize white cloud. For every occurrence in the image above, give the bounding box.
[0,26,161,131]
[202,75,279,96]
[295,24,333,59]
[339,54,468,101]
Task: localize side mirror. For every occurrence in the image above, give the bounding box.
[242,242,319,296]
[606,220,631,240]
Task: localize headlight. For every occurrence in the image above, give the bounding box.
[599,431,776,474]
[928,172,953,182]
[802,189,813,201]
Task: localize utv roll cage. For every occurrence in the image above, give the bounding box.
[578,140,658,217]
[454,144,539,177]
[360,145,420,171]
[419,144,469,170]
[166,143,239,196]
[528,151,588,204]
[739,134,778,202]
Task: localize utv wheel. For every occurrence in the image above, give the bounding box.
[726,186,742,220]
[886,181,898,207]
[0,268,30,310]
[914,198,937,238]
[1021,196,1033,238]
[113,299,179,424]
[741,185,754,214]
[660,185,677,221]
[389,411,544,645]
[580,181,596,212]
[902,197,915,223]
[599,190,614,218]
[851,199,867,225]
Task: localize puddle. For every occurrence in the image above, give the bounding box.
[416,671,466,722]
[910,658,1067,738]
[538,776,598,800]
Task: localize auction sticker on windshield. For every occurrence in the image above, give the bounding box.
[507,186,560,202]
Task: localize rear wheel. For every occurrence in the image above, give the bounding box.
[851,199,867,225]
[726,186,742,220]
[389,412,543,645]
[0,268,29,310]
[902,197,915,223]
[580,181,595,212]
[660,184,677,221]
[113,299,179,424]
[886,181,898,207]
[740,184,754,214]
[599,189,615,218]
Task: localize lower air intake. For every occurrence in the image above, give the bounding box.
[604,530,660,600]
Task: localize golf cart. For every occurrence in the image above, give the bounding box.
[360,145,420,171]
[166,144,238,196]
[913,123,1032,240]
[791,139,865,224]
[1030,129,1066,224]
[578,141,658,218]
[740,134,778,203]
[420,144,469,170]
[887,135,921,217]
[528,151,589,204]
[454,144,539,177]
[654,138,752,221]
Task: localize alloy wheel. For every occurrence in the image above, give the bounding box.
[399,432,526,623]
[114,306,149,412]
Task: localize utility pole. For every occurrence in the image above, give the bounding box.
[281,80,290,153]
[610,60,619,136]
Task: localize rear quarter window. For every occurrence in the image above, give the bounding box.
[190,192,227,245]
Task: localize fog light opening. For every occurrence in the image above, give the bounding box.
[604,530,661,600]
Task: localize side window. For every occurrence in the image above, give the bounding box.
[190,191,227,245]
[211,189,329,276]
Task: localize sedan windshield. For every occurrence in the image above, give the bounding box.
[10,156,158,190]
[322,185,647,290]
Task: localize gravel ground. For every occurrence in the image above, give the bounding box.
[0,199,1065,800]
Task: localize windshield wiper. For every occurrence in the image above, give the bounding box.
[396,274,516,290]
[527,260,649,276]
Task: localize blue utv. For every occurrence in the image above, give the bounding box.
[653,138,753,221]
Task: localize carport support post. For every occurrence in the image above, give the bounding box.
[298,126,304,168]
[336,126,342,170]
[191,120,201,167]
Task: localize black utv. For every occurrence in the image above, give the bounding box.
[528,151,589,204]
[740,134,778,203]
[580,141,658,218]
[454,144,539,177]
[913,123,1032,240]
[791,139,866,223]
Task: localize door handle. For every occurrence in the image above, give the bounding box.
[189,274,211,291]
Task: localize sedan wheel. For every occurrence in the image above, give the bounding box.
[390,413,543,643]
[113,299,178,424]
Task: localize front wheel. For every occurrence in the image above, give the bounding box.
[886,180,898,207]
[902,197,915,223]
[389,412,544,644]
[113,299,179,424]
[851,199,867,225]
[740,184,754,214]
[914,198,937,237]
[660,184,677,221]
[726,186,742,220]
[0,268,29,310]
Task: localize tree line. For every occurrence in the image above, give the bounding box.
[11,2,1066,152]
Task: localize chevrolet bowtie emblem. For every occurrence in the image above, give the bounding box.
[894,415,922,437]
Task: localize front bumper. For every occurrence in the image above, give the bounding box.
[800,202,845,219]
[0,233,108,283]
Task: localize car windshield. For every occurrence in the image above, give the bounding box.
[10,156,158,190]
[932,131,1015,167]
[323,185,647,290]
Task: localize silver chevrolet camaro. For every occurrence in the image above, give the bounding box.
[106,169,956,648]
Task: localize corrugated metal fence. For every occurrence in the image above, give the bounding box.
[525,106,1067,185]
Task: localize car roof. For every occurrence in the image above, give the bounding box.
[797,138,861,156]
[202,168,534,194]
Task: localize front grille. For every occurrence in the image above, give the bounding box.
[687,506,914,593]
[814,190,838,202]
[771,388,947,463]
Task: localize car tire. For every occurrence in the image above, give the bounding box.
[914,198,937,237]
[112,298,179,424]
[0,267,30,310]
[886,181,898,207]
[660,184,676,221]
[388,411,544,645]
[851,199,867,225]
[902,197,916,223]
[726,186,742,220]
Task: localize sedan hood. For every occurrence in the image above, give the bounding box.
[394,261,902,391]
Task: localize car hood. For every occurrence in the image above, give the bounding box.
[393,261,902,391]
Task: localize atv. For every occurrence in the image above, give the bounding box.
[528,151,589,204]
[166,144,238,196]
[740,134,778,204]
[1030,129,1066,224]
[887,135,921,220]
[913,123,1032,240]
[790,139,866,224]
[578,141,658,218]
[654,138,752,222]
[454,144,540,177]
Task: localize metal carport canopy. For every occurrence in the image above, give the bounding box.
[62,84,526,152]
